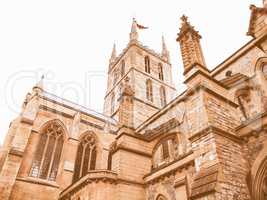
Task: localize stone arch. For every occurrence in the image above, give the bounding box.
[254,57,267,72]
[38,118,68,139]
[152,133,179,169]
[254,57,267,89]
[152,132,179,155]
[251,140,267,200]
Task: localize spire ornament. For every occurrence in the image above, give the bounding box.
[161,35,170,62]
[109,43,117,64]
[129,18,139,41]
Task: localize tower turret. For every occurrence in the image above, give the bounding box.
[129,18,139,42]
[176,15,207,75]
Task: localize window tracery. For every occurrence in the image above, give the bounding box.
[29,122,64,181]
[146,79,153,102]
[72,134,97,183]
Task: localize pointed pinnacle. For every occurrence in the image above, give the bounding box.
[109,43,117,64]
[162,35,167,50]
[181,15,188,23]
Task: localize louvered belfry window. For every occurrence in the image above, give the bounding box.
[146,79,153,102]
[145,56,151,73]
[29,122,64,181]
[160,86,167,107]
[72,134,97,183]
[158,63,164,81]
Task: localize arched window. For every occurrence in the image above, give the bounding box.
[121,60,125,76]
[158,63,164,81]
[145,56,150,73]
[73,134,97,183]
[110,93,115,114]
[146,79,153,102]
[152,136,178,169]
[29,122,64,181]
[160,86,167,107]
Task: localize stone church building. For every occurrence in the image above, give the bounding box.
[1,1,267,200]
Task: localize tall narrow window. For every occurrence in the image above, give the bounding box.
[152,137,179,169]
[158,63,164,81]
[113,70,119,86]
[160,86,167,107]
[121,60,125,76]
[111,93,115,114]
[73,134,97,183]
[145,56,150,73]
[29,122,64,181]
[146,79,153,102]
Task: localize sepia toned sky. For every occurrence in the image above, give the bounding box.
[0,0,262,145]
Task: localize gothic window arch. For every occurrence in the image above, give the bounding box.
[73,133,97,183]
[146,79,153,102]
[158,63,164,81]
[110,93,115,114]
[121,60,125,76]
[255,57,267,79]
[145,56,151,73]
[152,136,179,169]
[160,86,167,107]
[29,121,64,181]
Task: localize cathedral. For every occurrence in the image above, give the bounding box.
[1,1,267,200]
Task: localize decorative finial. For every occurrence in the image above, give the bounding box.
[130,18,138,41]
[177,14,201,41]
[181,15,188,23]
[109,43,117,64]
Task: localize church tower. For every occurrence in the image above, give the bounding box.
[103,19,176,128]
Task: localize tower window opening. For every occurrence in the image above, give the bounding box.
[146,79,153,102]
[145,56,151,73]
[158,63,164,81]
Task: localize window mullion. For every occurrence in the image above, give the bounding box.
[87,146,93,172]
[38,134,50,178]
[79,144,86,178]
[47,136,58,179]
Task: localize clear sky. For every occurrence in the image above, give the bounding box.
[0,0,262,145]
